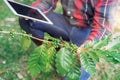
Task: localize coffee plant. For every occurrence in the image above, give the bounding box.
[27,34,120,80]
[1,0,120,80]
[1,29,120,80]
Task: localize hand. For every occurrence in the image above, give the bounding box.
[76,40,94,59]
[76,44,85,59]
[76,44,84,54]
[83,40,94,47]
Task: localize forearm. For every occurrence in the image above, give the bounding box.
[87,0,117,41]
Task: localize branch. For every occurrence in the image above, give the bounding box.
[0,30,76,48]
[0,30,51,43]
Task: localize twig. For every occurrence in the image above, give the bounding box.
[0,30,74,47]
[0,30,51,43]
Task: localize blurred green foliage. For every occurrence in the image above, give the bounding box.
[0,0,62,79]
[0,0,35,80]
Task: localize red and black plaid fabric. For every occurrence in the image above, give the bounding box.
[32,0,117,40]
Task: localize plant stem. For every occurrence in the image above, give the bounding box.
[0,30,51,43]
[0,30,67,46]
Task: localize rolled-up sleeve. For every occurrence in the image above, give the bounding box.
[87,0,117,40]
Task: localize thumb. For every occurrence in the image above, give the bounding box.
[77,44,84,54]
[76,44,84,59]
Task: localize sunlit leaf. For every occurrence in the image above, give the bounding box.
[56,48,80,80]
[20,36,31,51]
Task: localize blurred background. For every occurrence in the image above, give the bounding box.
[0,0,62,80]
[0,1,35,80]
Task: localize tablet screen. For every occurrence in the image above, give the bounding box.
[4,0,53,24]
[8,0,47,21]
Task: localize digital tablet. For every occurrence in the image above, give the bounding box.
[4,0,53,24]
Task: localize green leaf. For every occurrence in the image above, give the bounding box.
[87,50,99,63]
[109,42,120,50]
[20,36,31,51]
[93,35,110,49]
[56,48,73,76]
[108,52,120,63]
[28,45,47,76]
[42,47,56,76]
[95,50,116,63]
[28,45,56,77]
[66,63,80,80]
[102,38,120,50]
[95,50,108,60]
[80,53,96,74]
[28,46,41,76]
[56,48,80,80]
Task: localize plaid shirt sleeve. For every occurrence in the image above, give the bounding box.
[87,0,117,40]
[31,0,59,14]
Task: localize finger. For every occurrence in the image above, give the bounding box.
[77,44,85,54]
[77,48,81,53]
[25,18,29,20]
[33,20,36,22]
